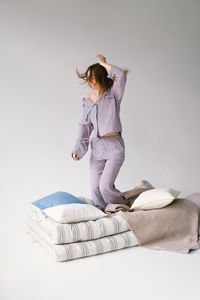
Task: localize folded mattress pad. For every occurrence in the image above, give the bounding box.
[26,194,200,262]
[26,217,138,262]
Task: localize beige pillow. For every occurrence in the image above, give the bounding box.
[131,188,180,211]
[134,179,155,189]
[77,196,94,205]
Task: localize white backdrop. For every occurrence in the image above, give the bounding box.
[1,0,200,207]
[0,1,200,300]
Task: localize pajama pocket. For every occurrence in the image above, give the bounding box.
[90,138,102,153]
[115,136,125,152]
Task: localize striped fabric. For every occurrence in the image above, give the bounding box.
[26,217,138,262]
[27,208,130,244]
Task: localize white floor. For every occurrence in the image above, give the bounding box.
[0,199,199,300]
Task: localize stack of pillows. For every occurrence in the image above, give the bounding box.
[31,183,181,224]
[31,191,108,223]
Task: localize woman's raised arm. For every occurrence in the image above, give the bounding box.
[97,54,127,101]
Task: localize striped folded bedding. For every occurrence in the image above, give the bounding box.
[27,206,131,244]
[26,217,138,262]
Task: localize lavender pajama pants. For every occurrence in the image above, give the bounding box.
[89,133,128,209]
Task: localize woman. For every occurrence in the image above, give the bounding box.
[72,54,130,211]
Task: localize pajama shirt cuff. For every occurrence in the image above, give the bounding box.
[72,142,89,160]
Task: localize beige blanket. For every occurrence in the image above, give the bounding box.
[105,197,200,254]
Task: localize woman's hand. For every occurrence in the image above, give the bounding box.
[96,54,111,72]
[72,153,79,160]
[96,54,107,65]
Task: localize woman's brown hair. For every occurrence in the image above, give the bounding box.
[76,63,130,95]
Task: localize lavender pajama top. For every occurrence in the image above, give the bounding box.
[72,64,127,159]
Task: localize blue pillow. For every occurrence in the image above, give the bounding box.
[32,191,88,210]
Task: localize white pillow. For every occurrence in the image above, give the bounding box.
[130,187,180,211]
[43,203,107,223]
